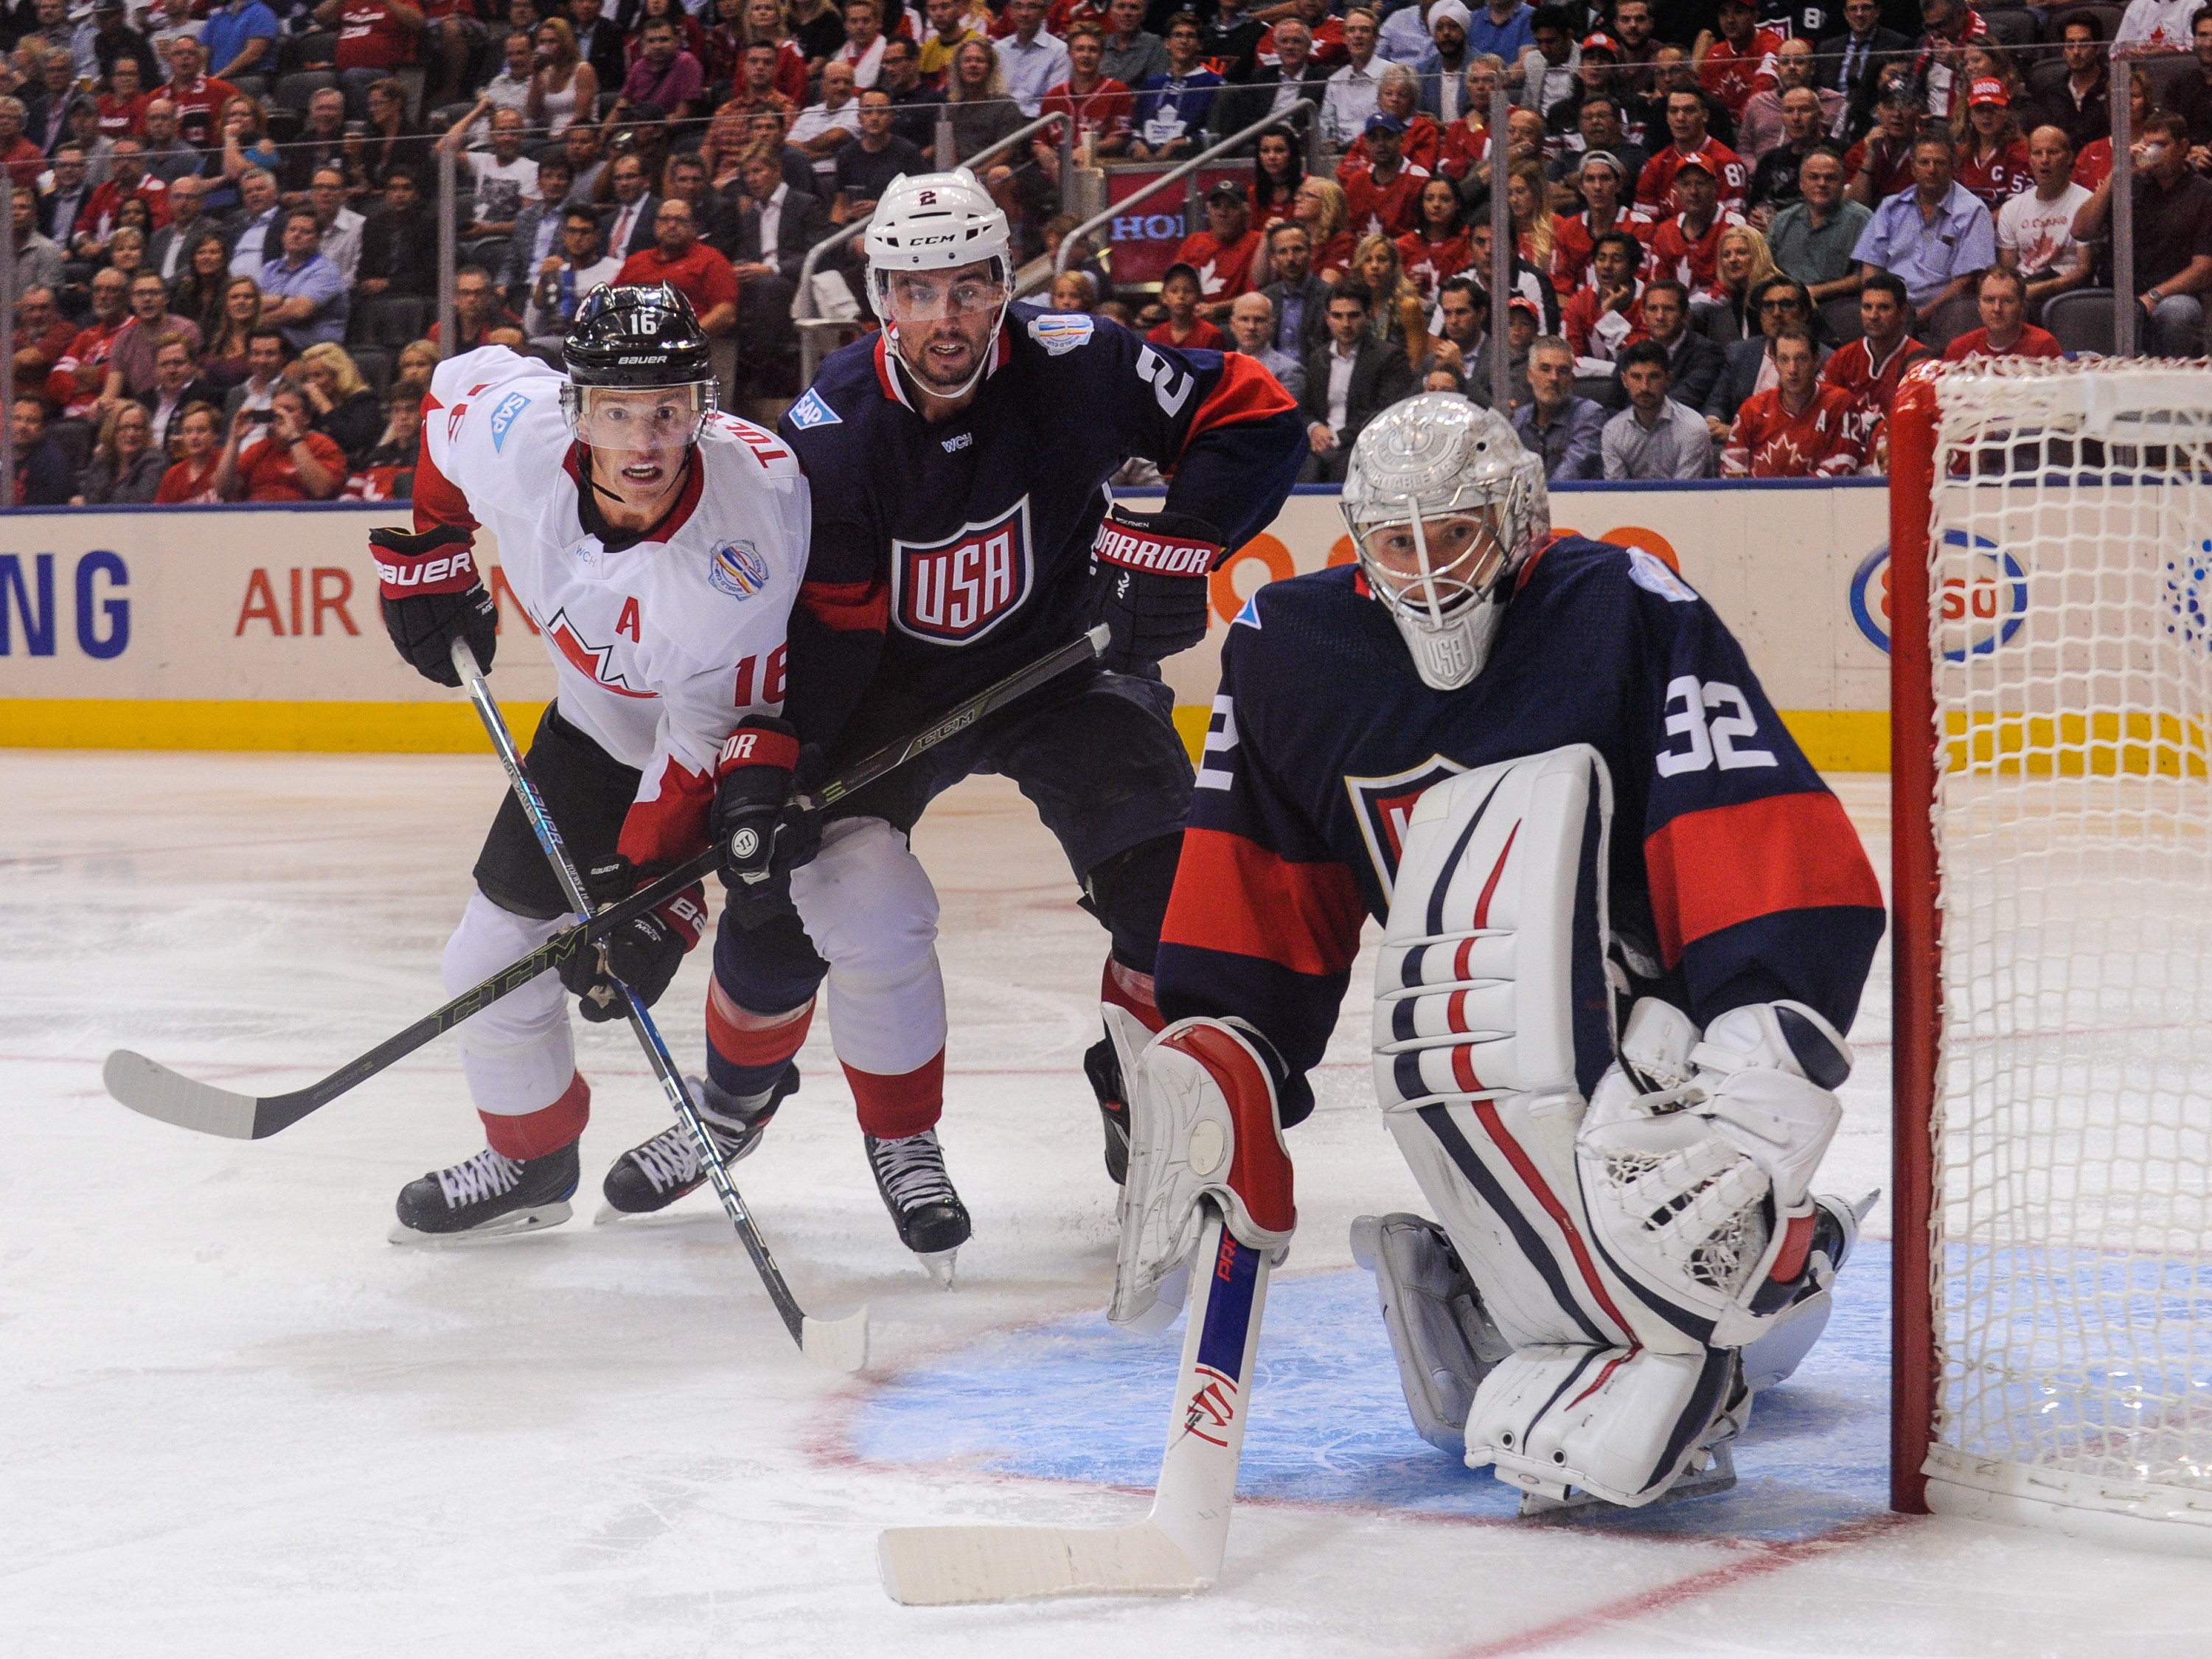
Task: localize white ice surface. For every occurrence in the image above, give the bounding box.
[4,754,2208,1657]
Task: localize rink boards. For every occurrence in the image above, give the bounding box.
[0,480,1894,771]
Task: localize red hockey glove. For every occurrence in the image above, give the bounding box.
[712,716,826,922]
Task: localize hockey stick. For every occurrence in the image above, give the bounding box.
[447,638,867,1372]
[877,1203,1272,1604]
[103,623,1111,1142]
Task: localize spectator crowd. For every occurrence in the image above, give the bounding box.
[0,0,2195,503]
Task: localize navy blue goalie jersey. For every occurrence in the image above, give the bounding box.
[1153,539,1886,1127]
[773,305,1307,754]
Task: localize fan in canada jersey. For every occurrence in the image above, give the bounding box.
[1102,393,1888,1512]
[699,167,1304,1272]
[369,284,933,1243]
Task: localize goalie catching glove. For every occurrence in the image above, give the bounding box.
[554,854,707,1021]
[1092,507,1222,672]
[1105,1008,1296,1334]
[372,524,498,688]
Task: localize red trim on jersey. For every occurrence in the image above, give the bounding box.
[799,577,891,633]
[1770,1209,1816,1282]
[1178,351,1300,457]
[481,1069,590,1159]
[706,982,815,1066]
[1161,828,1366,977]
[558,443,707,543]
[873,326,1013,411]
[411,395,481,540]
[1643,790,1883,966]
[1161,1021,1296,1235]
[616,757,716,868]
[844,1048,945,1138]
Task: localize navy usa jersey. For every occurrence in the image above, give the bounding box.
[774,304,1306,753]
[1154,539,1885,1126]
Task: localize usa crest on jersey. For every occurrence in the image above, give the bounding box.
[891,497,1034,644]
[1345,754,1469,900]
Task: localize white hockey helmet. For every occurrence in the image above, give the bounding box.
[863,169,1015,400]
[1341,394,1549,691]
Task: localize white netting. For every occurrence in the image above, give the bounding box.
[1924,359,2212,1503]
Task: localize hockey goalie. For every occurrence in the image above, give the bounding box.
[1109,393,1887,1514]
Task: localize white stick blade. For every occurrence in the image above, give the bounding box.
[102,1051,259,1140]
[801,1306,869,1373]
[877,1521,1205,1606]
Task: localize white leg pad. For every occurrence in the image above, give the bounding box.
[442,891,574,1121]
[1466,1343,1740,1509]
[790,815,947,1077]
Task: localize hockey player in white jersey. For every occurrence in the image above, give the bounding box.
[373,283,936,1239]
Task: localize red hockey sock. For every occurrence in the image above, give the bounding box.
[1102,956,1166,1033]
[481,1070,590,1160]
[706,981,815,1096]
[844,1048,946,1140]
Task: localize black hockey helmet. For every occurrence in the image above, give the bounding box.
[562,282,713,386]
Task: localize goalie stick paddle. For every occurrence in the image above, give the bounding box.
[448,639,867,1373]
[102,624,1111,1144]
[877,1205,1272,1604]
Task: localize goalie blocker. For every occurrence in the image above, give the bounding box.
[1371,746,1863,1510]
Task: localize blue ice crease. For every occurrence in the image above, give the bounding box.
[849,1242,1894,1545]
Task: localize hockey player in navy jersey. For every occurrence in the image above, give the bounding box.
[1102,394,1887,1512]
[698,168,1305,1270]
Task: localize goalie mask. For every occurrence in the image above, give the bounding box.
[559,282,717,451]
[863,168,1014,404]
[1342,394,1549,692]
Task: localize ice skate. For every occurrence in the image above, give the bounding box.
[1082,1033,1131,1185]
[391,1141,580,1243]
[597,1065,799,1221]
[865,1127,970,1284]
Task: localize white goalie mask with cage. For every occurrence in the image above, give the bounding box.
[863,168,1014,403]
[1341,394,1550,691]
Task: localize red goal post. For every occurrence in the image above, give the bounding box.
[1887,358,2212,1552]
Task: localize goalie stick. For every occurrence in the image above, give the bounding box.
[103,624,1110,1143]
[446,638,866,1373]
[877,1203,1273,1604]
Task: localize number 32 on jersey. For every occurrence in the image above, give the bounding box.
[1657,675,1775,776]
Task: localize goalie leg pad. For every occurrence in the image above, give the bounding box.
[1110,1018,1295,1334]
[1467,1343,1741,1509]
[1351,1212,1512,1456]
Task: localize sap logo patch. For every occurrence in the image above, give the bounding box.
[1027,313,1093,356]
[1233,594,1262,629]
[942,430,973,453]
[488,391,531,453]
[1343,754,1469,900]
[709,538,771,600]
[787,388,841,429]
[1626,547,1697,602]
[891,498,1033,645]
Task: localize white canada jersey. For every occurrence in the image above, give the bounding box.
[416,346,811,866]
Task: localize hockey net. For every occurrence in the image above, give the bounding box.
[1890,358,2212,1550]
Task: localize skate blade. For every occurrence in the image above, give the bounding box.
[919,1248,958,1287]
[388,1201,573,1246]
[1511,1441,1739,1517]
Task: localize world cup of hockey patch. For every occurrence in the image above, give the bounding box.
[489,391,531,453]
[1028,313,1094,355]
[709,538,771,600]
[891,498,1034,644]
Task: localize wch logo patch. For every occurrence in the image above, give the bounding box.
[1345,754,1468,899]
[891,498,1033,644]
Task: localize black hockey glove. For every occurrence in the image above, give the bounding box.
[556,855,708,1022]
[711,716,827,925]
[1092,507,1223,672]
[373,524,498,688]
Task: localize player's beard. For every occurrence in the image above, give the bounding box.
[900,313,993,395]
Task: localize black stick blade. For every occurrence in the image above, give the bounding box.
[102,1051,264,1140]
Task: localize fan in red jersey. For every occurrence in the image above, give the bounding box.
[1723,323,1865,477]
[1697,0,1781,119]
[1635,87,1748,216]
[1941,266,2063,362]
[1645,156,1746,292]
[1953,79,2032,211]
[1818,272,1931,459]
[1549,150,1652,293]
